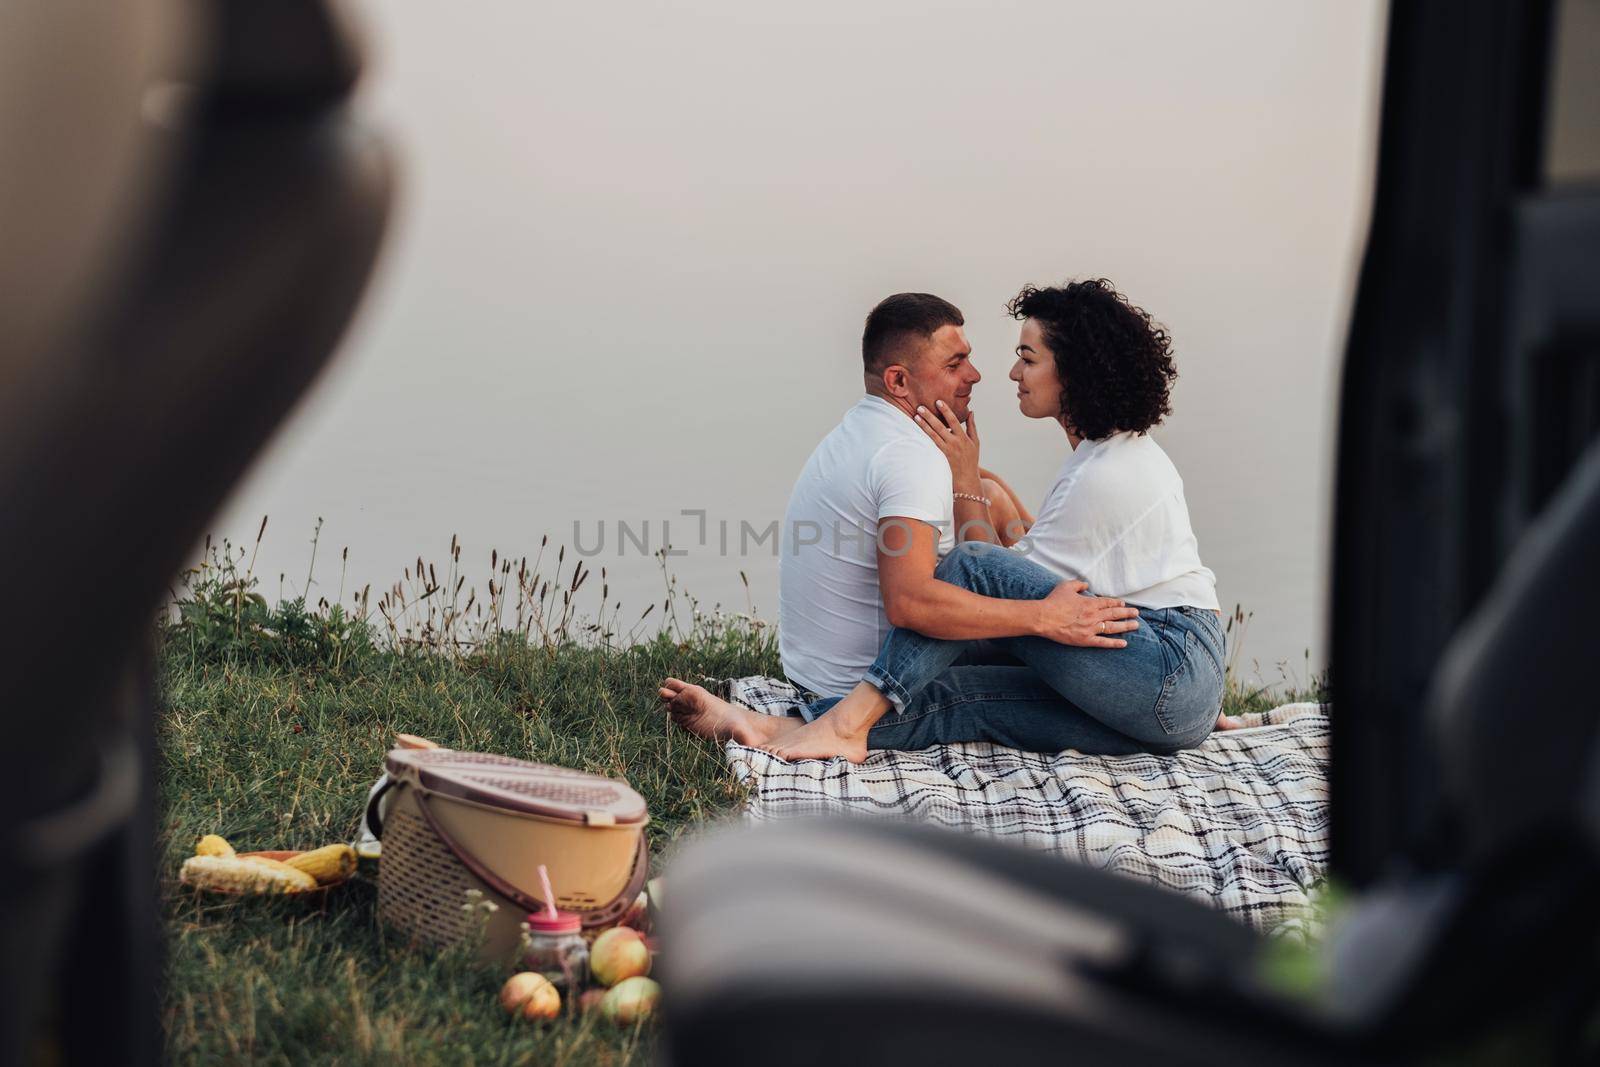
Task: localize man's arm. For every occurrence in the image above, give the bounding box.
[876,517,1136,645]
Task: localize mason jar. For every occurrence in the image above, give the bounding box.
[520,911,590,994]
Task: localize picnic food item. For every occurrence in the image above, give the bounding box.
[622,876,665,933]
[284,843,356,885]
[618,889,650,931]
[590,926,650,987]
[180,854,317,894]
[499,972,561,1021]
[375,748,649,965]
[520,910,589,991]
[577,988,608,1015]
[180,834,358,896]
[519,863,590,989]
[195,834,235,858]
[600,976,660,1025]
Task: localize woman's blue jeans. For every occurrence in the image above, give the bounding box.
[803,542,1226,756]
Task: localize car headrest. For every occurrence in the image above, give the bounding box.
[1425,440,1600,865]
[0,0,394,813]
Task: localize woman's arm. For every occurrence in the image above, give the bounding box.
[980,476,1026,546]
[951,492,998,545]
[978,466,1035,534]
[914,401,1000,544]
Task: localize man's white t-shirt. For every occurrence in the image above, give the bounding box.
[779,395,955,699]
[1015,431,1219,610]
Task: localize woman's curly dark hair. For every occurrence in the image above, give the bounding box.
[1006,279,1177,440]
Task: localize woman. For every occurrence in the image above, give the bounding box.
[663,278,1231,762]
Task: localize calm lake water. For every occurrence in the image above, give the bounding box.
[207,0,1386,690]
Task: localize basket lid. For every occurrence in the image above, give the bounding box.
[384,749,648,825]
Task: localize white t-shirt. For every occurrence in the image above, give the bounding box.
[1015,431,1219,610]
[779,395,955,698]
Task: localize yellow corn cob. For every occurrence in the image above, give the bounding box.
[238,855,316,879]
[180,854,316,894]
[195,834,235,858]
[283,844,356,885]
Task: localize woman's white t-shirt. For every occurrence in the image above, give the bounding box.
[1014,431,1219,610]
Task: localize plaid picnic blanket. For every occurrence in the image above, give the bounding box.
[717,676,1331,934]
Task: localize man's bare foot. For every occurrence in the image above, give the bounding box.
[758,714,870,764]
[1215,711,1246,731]
[658,678,799,747]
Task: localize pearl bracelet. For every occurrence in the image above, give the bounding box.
[953,491,991,507]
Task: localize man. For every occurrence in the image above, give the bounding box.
[660,293,1137,747]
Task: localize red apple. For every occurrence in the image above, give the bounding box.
[499,972,561,1021]
[601,976,661,1025]
[589,926,651,987]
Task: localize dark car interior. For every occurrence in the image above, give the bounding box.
[0,1,1594,1063]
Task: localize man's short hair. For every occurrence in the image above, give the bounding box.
[862,293,964,376]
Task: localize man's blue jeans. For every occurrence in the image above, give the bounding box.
[803,542,1226,755]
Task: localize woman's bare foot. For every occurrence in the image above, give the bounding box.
[759,714,871,764]
[658,678,798,747]
[1215,711,1245,731]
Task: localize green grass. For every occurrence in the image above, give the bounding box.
[159,530,782,1063]
[157,528,1326,1064]
[160,629,776,1065]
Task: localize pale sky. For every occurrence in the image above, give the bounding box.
[212,0,1388,686]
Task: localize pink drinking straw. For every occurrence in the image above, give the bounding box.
[537,863,559,920]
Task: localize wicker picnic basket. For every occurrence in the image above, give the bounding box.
[374,748,649,964]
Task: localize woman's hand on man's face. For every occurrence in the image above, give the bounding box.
[914,399,983,493]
